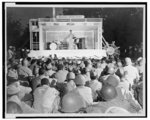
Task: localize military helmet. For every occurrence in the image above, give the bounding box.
[61,92,86,113]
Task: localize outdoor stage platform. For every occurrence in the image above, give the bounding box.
[28,49,107,59]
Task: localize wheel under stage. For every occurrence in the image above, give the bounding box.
[28,49,107,59]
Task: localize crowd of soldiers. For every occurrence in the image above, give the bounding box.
[6,46,144,114]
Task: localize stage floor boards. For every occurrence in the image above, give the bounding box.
[28,49,107,59]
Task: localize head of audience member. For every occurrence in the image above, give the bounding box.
[100,62,107,69]
[107,66,115,75]
[66,72,75,82]
[8,46,13,50]
[137,57,143,66]
[84,60,90,68]
[27,57,32,66]
[45,60,52,70]
[74,74,86,86]
[95,62,101,69]
[125,57,132,66]
[79,61,85,68]
[33,66,39,77]
[117,60,123,67]
[68,65,73,72]
[41,78,50,86]
[57,64,64,71]
[90,70,98,80]
[39,68,46,76]
[84,60,92,70]
[81,67,90,75]
[37,60,42,67]
[22,59,29,67]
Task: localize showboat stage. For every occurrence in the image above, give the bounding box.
[29,15,109,59]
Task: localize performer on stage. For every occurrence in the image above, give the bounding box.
[64,30,78,50]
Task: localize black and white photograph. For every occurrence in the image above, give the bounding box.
[2,2,147,118]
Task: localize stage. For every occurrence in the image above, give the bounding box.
[28,49,107,59]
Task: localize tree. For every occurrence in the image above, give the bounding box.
[7,12,23,48]
[19,24,30,49]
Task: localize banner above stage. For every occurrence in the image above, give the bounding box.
[56,15,85,19]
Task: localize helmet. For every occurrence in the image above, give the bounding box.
[67,72,75,80]
[107,67,115,74]
[61,92,86,113]
[105,106,130,114]
[99,85,117,101]
[105,75,120,87]
[74,74,86,86]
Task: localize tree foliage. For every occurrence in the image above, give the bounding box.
[7,12,23,48]
[7,12,30,49]
[63,8,143,49]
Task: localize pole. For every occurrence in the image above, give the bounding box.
[53,7,56,18]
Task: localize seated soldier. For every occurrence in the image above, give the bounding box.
[7,69,32,103]
[55,64,68,83]
[32,68,49,91]
[45,60,55,78]
[17,59,33,86]
[65,72,76,93]
[7,82,38,113]
[89,70,102,101]
[33,78,60,113]
[72,74,93,107]
[59,91,86,113]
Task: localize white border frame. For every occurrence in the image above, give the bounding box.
[4,3,146,118]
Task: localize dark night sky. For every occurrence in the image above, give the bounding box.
[7,7,63,28]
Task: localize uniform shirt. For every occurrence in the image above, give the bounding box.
[83,74,91,82]
[8,95,39,113]
[55,70,68,83]
[8,49,14,60]
[95,68,103,78]
[89,80,102,100]
[86,91,142,114]
[45,69,55,77]
[18,66,33,81]
[32,75,49,91]
[73,86,93,106]
[33,85,59,113]
[124,65,139,85]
